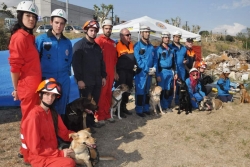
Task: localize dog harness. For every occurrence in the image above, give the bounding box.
[112,89,123,108]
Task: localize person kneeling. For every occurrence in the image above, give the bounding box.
[186,68,206,109]
[20,78,75,167]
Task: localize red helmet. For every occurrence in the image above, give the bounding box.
[36,78,62,98]
[198,61,207,69]
[82,20,100,33]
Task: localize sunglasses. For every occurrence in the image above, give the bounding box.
[45,81,61,93]
[124,34,131,37]
[192,74,198,76]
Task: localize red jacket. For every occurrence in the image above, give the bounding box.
[21,105,74,163]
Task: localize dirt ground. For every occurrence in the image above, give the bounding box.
[1,95,250,167]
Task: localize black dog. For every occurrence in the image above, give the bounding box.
[63,96,98,132]
[176,78,192,115]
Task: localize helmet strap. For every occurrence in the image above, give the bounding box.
[86,31,96,41]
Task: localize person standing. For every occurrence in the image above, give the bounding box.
[94,19,118,124]
[169,30,187,105]
[184,38,196,79]
[72,20,107,128]
[8,1,41,160]
[114,28,134,117]
[21,78,75,167]
[36,9,72,119]
[134,26,157,117]
[155,31,177,113]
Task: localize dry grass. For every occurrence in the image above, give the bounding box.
[1,95,250,167]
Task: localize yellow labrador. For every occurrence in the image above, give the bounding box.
[149,86,165,115]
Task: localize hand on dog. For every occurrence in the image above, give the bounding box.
[78,81,86,89]
[63,148,75,158]
[114,72,119,81]
[12,90,19,101]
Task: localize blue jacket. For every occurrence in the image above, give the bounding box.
[36,30,73,76]
[185,78,205,99]
[217,78,230,95]
[134,40,157,74]
[154,44,176,77]
[169,43,187,69]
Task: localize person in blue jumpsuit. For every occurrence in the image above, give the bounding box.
[186,68,205,108]
[134,26,157,117]
[169,30,188,105]
[216,68,233,103]
[155,31,177,112]
[36,9,72,118]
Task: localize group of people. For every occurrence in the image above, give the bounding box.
[7,1,234,166]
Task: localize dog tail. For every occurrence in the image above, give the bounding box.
[99,156,116,161]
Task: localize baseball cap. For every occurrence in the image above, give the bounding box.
[186,38,194,42]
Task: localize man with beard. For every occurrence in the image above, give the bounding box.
[114,28,134,118]
[72,20,107,130]
[134,26,157,117]
[94,19,118,124]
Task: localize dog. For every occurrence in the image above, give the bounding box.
[176,78,192,115]
[69,128,115,167]
[149,85,165,115]
[110,84,129,119]
[238,83,250,103]
[199,96,223,114]
[64,95,98,132]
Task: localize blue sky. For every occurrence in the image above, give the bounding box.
[4,0,250,36]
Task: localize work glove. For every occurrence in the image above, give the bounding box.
[148,67,156,75]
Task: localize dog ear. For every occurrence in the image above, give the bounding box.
[69,133,78,140]
[84,128,91,133]
[87,93,92,101]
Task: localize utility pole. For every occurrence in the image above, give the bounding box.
[66,0,69,24]
[111,7,114,25]
[186,21,188,30]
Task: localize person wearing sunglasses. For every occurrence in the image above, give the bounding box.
[185,68,206,109]
[94,19,118,124]
[20,78,75,166]
[72,20,107,129]
[36,9,72,120]
[134,25,157,117]
[155,31,177,113]
[8,1,42,161]
[114,28,135,118]
[216,68,233,103]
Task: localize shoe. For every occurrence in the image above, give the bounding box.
[166,108,173,112]
[136,113,146,117]
[143,111,151,115]
[123,109,132,115]
[18,153,23,158]
[92,121,105,128]
[107,118,115,123]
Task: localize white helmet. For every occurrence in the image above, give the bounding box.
[140,25,151,32]
[102,19,113,27]
[223,68,230,73]
[51,9,67,21]
[173,30,182,36]
[189,68,198,74]
[16,1,38,16]
[161,31,171,38]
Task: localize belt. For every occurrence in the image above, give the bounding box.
[161,67,172,70]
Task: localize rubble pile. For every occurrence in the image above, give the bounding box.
[204,50,250,82]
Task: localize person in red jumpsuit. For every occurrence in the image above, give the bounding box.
[94,19,118,124]
[8,1,42,159]
[21,78,75,166]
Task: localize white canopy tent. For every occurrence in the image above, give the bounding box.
[98,16,201,42]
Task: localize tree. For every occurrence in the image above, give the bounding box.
[225,35,235,42]
[165,19,169,24]
[199,30,209,36]
[1,2,7,10]
[93,4,113,26]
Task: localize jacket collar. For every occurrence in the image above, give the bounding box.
[47,29,66,39]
